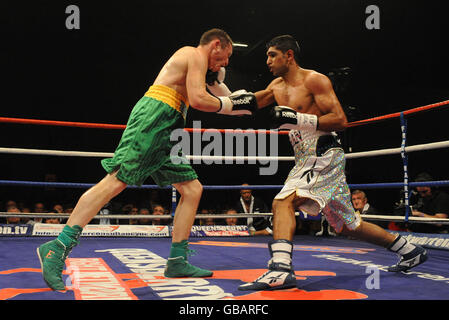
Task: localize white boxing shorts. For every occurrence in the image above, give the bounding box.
[274,129,361,233]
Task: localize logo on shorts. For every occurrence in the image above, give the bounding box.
[300,159,317,184]
[288,130,302,147]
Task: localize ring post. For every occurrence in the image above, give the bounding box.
[400,112,410,222]
[171,186,177,217]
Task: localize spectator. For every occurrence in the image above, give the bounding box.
[44,212,62,224]
[119,203,137,225]
[409,173,449,234]
[21,207,31,214]
[235,183,272,235]
[6,206,21,224]
[224,208,238,226]
[249,216,273,236]
[137,208,152,225]
[34,202,46,213]
[28,202,46,224]
[201,217,215,226]
[6,200,18,211]
[51,203,66,223]
[98,202,114,225]
[1,200,16,223]
[198,208,214,226]
[151,204,169,225]
[64,205,74,215]
[351,190,387,228]
[52,204,64,214]
[128,206,139,225]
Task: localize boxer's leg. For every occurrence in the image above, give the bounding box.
[339,221,427,272]
[37,172,127,291]
[67,171,127,228]
[272,192,299,241]
[164,179,213,278]
[239,193,300,291]
[341,220,395,246]
[170,179,202,243]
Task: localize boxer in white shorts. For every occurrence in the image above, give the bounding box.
[238,35,427,291]
[277,129,361,233]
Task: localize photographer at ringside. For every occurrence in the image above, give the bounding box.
[408,173,449,234]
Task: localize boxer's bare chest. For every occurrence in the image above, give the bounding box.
[272,80,316,114]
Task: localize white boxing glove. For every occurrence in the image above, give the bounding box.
[206,67,232,97]
[217,67,226,83]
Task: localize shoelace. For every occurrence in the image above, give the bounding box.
[254,270,273,282]
[186,248,197,257]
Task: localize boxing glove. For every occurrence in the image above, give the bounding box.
[270,106,318,132]
[205,69,219,85]
[216,67,226,83]
[217,90,258,116]
[206,67,232,96]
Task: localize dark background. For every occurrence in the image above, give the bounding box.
[1,0,448,212]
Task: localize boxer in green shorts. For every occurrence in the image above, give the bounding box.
[36,28,260,291]
[101,84,198,187]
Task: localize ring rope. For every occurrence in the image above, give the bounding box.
[1,139,449,161]
[2,99,448,223]
[1,99,448,131]
[0,213,274,220]
[0,117,126,130]
[5,179,446,221]
[1,180,449,190]
[346,99,449,127]
[1,212,449,224]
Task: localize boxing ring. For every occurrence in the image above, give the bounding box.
[1,100,449,301]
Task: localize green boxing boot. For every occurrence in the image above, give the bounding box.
[36,225,83,291]
[164,240,213,278]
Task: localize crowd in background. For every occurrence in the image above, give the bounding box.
[1,172,448,235]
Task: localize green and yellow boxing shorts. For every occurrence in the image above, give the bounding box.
[101,84,198,186]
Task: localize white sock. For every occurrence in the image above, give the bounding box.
[269,240,293,269]
[388,235,415,256]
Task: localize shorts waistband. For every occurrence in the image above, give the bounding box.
[144,85,189,119]
[291,129,336,142]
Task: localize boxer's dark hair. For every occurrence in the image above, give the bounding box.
[267,35,301,64]
[200,28,233,48]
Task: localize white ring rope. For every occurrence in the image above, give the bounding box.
[0,147,112,158]
[344,140,449,159]
[1,139,449,161]
[1,212,449,224]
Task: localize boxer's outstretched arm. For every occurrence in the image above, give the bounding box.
[255,79,277,109]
